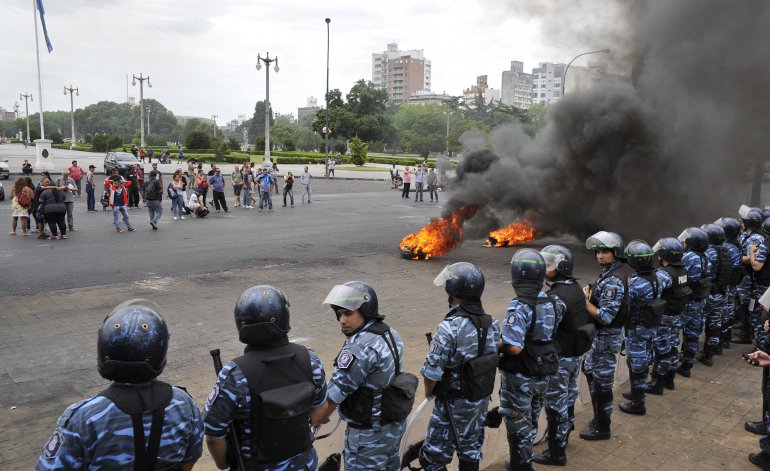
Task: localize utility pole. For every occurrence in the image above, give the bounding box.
[132,73,152,147]
[146,105,151,136]
[211,114,218,137]
[63,84,79,149]
[256,52,279,159]
[13,102,19,119]
[20,93,32,144]
[324,18,331,166]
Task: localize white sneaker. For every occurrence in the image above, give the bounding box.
[173,216,178,220]
[180,216,185,219]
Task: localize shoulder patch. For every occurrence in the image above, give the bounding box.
[43,430,64,459]
[604,288,616,299]
[504,312,517,326]
[206,384,220,407]
[336,349,355,369]
[429,339,439,354]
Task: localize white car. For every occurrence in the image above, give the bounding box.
[0,159,9,179]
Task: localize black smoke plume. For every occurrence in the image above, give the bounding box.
[445,0,770,242]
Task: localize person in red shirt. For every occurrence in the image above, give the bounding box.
[67,160,85,197]
[105,173,136,233]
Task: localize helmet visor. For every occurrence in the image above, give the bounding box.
[652,240,665,253]
[322,285,371,311]
[433,265,457,287]
[739,204,752,219]
[677,229,691,243]
[540,250,566,272]
[585,231,622,250]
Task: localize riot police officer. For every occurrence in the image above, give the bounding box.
[747,218,770,352]
[697,224,733,366]
[203,285,328,470]
[314,281,408,471]
[735,206,765,344]
[36,302,204,470]
[499,249,565,471]
[419,262,500,471]
[618,240,671,415]
[580,231,627,440]
[676,227,711,377]
[649,237,692,394]
[714,217,744,349]
[533,245,591,466]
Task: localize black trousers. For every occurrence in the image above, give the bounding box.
[45,213,66,236]
[212,190,228,211]
[402,183,411,198]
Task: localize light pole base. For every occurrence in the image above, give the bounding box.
[34,139,56,171]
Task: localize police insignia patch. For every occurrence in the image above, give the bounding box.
[43,430,63,459]
[504,313,516,326]
[604,288,616,299]
[206,384,220,407]
[336,349,355,369]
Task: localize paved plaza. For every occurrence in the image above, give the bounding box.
[0,145,765,470]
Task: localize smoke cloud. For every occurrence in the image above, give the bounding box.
[446,0,770,242]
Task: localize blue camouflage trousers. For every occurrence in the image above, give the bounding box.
[583,328,623,420]
[721,287,737,338]
[704,293,725,351]
[681,299,705,366]
[344,420,405,471]
[500,372,548,465]
[420,397,489,468]
[544,356,580,448]
[626,324,657,394]
[654,316,677,376]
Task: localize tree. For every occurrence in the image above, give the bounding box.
[312,80,393,144]
[248,101,273,146]
[349,136,368,166]
[186,129,211,149]
[392,104,447,154]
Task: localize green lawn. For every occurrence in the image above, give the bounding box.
[335,165,390,172]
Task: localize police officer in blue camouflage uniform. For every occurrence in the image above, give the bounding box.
[676,227,711,377]
[533,245,590,467]
[314,281,408,471]
[418,262,500,471]
[203,285,328,471]
[696,224,732,366]
[499,249,565,471]
[36,302,204,470]
[580,231,627,441]
[734,206,765,344]
[618,240,672,415]
[648,237,692,395]
[747,218,770,352]
[714,217,744,350]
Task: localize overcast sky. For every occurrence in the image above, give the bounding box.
[2,0,593,124]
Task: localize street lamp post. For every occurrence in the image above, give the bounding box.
[63,84,79,149]
[324,17,331,165]
[561,49,611,97]
[132,73,152,147]
[211,114,218,137]
[146,105,151,136]
[256,52,279,159]
[13,102,19,120]
[20,93,32,144]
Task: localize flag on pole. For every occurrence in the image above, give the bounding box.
[36,0,53,53]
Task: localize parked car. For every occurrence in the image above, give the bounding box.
[0,159,9,179]
[103,152,139,177]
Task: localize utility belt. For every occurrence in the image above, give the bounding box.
[347,418,392,430]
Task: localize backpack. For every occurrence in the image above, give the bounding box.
[713,246,734,291]
[17,190,29,207]
[499,297,560,377]
[366,322,418,422]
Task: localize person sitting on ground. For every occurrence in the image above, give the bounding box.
[22,160,33,175]
[188,190,209,218]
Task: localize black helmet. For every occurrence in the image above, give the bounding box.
[540,244,574,277]
[700,223,725,246]
[585,231,624,258]
[653,237,684,265]
[678,227,709,252]
[740,205,763,229]
[763,209,770,221]
[763,217,770,237]
[625,239,655,272]
[714,217,741,239]
[323,281,381,320]
[234,285,291,346]
[434,262,484,301]
[511,249,546,283]
[97,302,169,383]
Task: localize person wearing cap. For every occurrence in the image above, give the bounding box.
[580,231,627,441]
[415,262,499,471]
[313,282,409,470]
[85,165,97,212]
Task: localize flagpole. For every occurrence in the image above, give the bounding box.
[33,0,45,140]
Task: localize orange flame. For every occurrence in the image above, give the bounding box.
[487,221,539,247]
[400,206,478,259]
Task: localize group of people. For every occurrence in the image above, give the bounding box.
[395,165,440,202]
[35,203,770,471]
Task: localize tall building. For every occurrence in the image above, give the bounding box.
[563,60,627,94]
[501,61,533,109]
[462,75,500,108]
[372,43,431,104]
[298,97,320,123]
[532,62,566,105]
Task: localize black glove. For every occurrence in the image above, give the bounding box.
[318,452,342,471]
[484,406,502,428]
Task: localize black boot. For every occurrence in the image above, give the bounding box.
[664,370,676,390]
[749,451,770,471]
[676,364,691,378]
[734,303,754,344]
[567,404,575,433]
[533,409,567,466]
[697,350,714,367]
[458,459,480,471]
[722,329,732,349]
[646,373,665,395]
[619,387,646,415]
[505,435,533,471]
[745,420,768,435]
[580,389,611,440]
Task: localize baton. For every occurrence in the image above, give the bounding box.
[210,349,247,471]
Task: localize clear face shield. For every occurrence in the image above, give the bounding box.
[739,204,752,219]
[585,231,622,251]
[677,229,691,244]
[652,240,665,253]
[433,265,457,287]
[322,285,370,314]
[540,250,566,272]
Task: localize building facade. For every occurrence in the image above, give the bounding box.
[500,60,533,109]
[298,96,320,123]
[372,43,431,104]
[462,75,500,108]
[532,62,566,105]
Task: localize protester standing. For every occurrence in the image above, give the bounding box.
[283,172,295,207]
[196,170,209,207]
[144,170,163,230]
[55,171,78,231]
[168,174,186,220]
[86,165,96,212]
[300,166,312,204]
[401,167,412,199]
[40,185,68,239]
[231,165,243,208]
[10,178,34,236]
[106,178,136,233]
[67,160,85,197]
[208,168,229,213]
